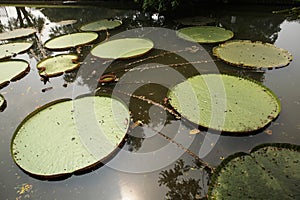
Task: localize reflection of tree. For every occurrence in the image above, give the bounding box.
[159,159,209,200]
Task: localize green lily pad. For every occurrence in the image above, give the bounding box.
[37,54,80,77]
[44,32,98,50]
[208,143,300,199]
[0,42,33,60]
[0,94,6,112]
[0,28,36,41]
[177,26,234,43]
[168,74,280,133]
[80,19,122,32]
[213,40,293,69]
[0,60,29,89]
[91,38,154,59]
[11,96,130,178]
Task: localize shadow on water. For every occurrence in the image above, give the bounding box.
[0,3,299,200]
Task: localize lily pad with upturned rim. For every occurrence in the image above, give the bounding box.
[44,32,98,50]
[0,94,6,112]
[177,26,234,44]
[213,40,293,69]
[80,19,122,32]
[0,28,36,41]
[37,54,80,77]
[208,143,300,200]
[91,38,154,59]
[11,95,130,178]
[167,74,280,133]
[0,42,33,60]
[0,60,30,89]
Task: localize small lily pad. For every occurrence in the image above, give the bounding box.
[0,60,29,89]
[11,96,130,178]
[0,28,36,41]
[213,40,293,69]
[0,42,33,60]
[80,19,122,32]
[208,143,300,199]
[37,54,80,77]
[168,74,280,133]
[91,38,154,59]
[44,32,98,50]
[0,94,6,112]
[177,26,234,43]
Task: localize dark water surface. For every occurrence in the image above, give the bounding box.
[0,4,299,199]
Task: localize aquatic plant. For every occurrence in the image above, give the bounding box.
[80,19,122,32]
[11,96,130,178]
[91,38,154,59]
[44,32,98,50]
[0,28,36,41]
[37,54,80,77]
[213,40,293,69]
[0,60,29,89]
[177,26,234,44]
[168,74,280,133]
[208,143,300,199]
[0,94,6,112]
[0,42,33,60]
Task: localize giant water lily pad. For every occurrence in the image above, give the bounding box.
[91,38,154,59]
[80,19,122,32]
[0,28,36,41]
[37,54,80,77]
[0,42,33,60]
[11,96,130,178]
[213,40,293,69]
[44,32,98,50]
[208,143,300,199]
[0,60,29,88]
[0,94,6,111]
[168,74,280,133]
[177,26,234,43]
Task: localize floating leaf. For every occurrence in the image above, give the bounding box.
[168,74,280,133]
[11,96,130,178]
[0,60,29,89]
[44,32,98,50]
[80,19,122,32]
[55,19,77,26]
[0,28,36,41]
[0,94,6,112]
[37,54,80,77]
[213,40,293,69]
[208,143,300,199]
[91,38,154,59]
[175,16,216,26]
[177,26,234,43]
[0,42,33,60]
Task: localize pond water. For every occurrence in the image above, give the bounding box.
[0,3,300,200]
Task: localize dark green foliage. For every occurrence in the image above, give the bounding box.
[134,0,181,12]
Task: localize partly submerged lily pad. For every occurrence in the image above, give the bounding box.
[44,32,98,50]
[177,26,234,43]
[0,28,36,41]
[175,16,216,26]
[213,40,293,69]
[80,19,122,32]
[0,42,33,60]
[91,38,154,59]
[11,96,130,178]
[168,74,280,133]
[0,60,29,89]
[0,94,6,112]
[208,143,300,199]
[37,54,80,77]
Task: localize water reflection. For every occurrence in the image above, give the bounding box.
[1,4,300,200]
[159,159,209,200]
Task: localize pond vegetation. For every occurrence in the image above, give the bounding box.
[0,3,300,200]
